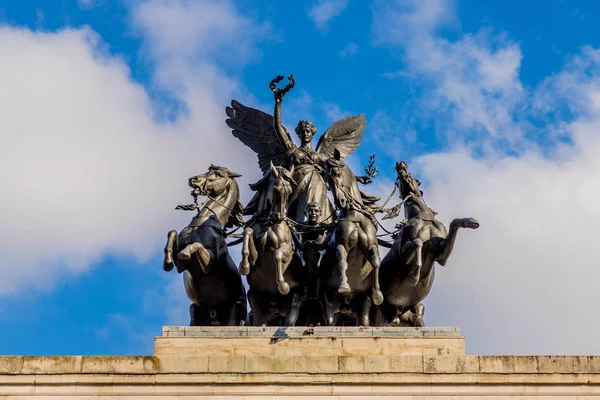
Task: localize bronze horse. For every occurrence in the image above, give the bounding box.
[318,151,383,326]
[163,165,247,326]
[376,161,479,326]
[239,162,306,326]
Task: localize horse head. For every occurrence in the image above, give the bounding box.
[189,165,241,199]
[326,149,362,211]
[188,165,243,229]
[395,161,423,200]
[247,162,295,223]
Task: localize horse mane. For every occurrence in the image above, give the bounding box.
[202,165,244,228]
[243,173,270,216]
[327,159,381,210]
[224,178,244,228]
[359,188,381,212]
[396,161,424,198]
[243,166,295,217]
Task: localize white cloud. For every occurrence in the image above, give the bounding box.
[0,0,267,296]
[372,0,600,355]
[339,42,358,57]
[132,0,269,66]
[415,127,600,355]
[373,0,525,149]
[308,0,349,31]
[322,102,349,122]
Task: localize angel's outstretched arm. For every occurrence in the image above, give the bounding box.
[273,98,293,151]
[355,175,373,185]
[270,75,295,151]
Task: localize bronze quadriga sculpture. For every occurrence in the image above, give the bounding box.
[163,75,479,327]
[318,150,383,327]
[163,166,247,326]
[239,163,306,326]
[374,161,479,327]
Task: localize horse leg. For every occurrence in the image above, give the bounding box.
[284,291,302,326]
[389,309,401,327]
[274,248,290,295]
[371,303,386,327]
[411,303,425,327]
[400,241,416,264]
[267,229,280,250]
[189,303,207,326]
[224,305,237,326]
[399,304,425,327]
[320,290,338,326]
[360,295,372,327]
[248,290,266,326]
[230,286,248,326]
[178,243,214,274]
[239,227,257,276]
[368,244,384,306]
[163,230,178,272]
[406,238,423,286]
[337,244,351,293]
[437,218,479,266]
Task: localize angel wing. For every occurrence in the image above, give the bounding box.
[225,100,291,174]
[315,114,366,158]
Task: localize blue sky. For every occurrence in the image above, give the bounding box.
[2,0,600,356]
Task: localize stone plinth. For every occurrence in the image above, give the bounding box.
[2,326,600,398]
[156,326,464,358]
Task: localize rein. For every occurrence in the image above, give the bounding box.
[379,184,397,210]
[243,186,290,228]
[177,189,243,238]
[335,185,374,218]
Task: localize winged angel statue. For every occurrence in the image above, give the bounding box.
[225,75,369,227]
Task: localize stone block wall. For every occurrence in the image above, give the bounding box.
[1,327,599,399]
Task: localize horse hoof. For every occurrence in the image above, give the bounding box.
[338,282,351,294]
[361,317,370,327]
[238,268,249,276]
[163,261,174,272]
[178,250,191,260]
[277,281,290,295]
[372,290,384,306]
[238,262,250,276]
[414,318,425,328]
[465,218,480,229]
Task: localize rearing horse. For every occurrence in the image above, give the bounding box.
[319,150,383,326]
[239,162,305,326]
[163,165,247,326]
[376,161,479,326]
